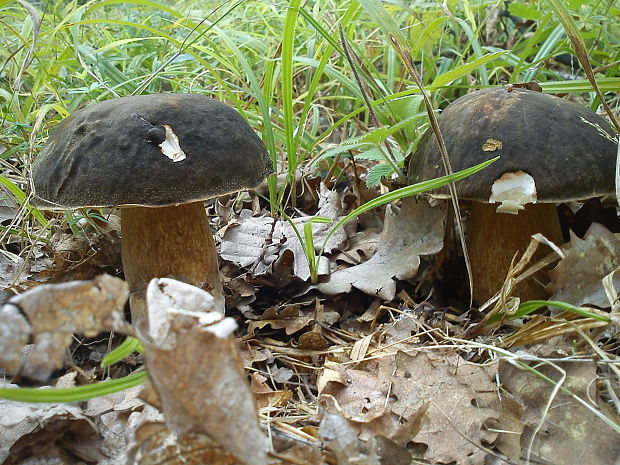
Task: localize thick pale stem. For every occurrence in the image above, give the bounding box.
[468,202,563,306]
[121,201,224,322]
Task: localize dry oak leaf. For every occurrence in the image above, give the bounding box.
[319,362,390,424]
[320,351,500,465]
[272,183,348,282]
[81,385,147,465]
[492,391,526,461]
[318,196,445,300]
[384,351,499,465]
[248,305,314,335]
[0,252,29,290]
[220,184,348,282]
[548,223,620,307]
[319,406,369,465]
[329,228,381,267]
[219,209,276,271]
[499,358,620,465]
[127,422,245,465]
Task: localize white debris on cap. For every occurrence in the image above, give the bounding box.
[482,138,503,152]
[489,170,537,214]
[159,125,186,162]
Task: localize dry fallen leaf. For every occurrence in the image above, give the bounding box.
[0,192,17,223]
[220,184,349,282]
[0,382,102,464]
[250,372,293,409]
[330,228,381,266]
[127,421,245,465]
[219,209,276,271]
[43,228,123,283]
[318,197,446,300]
[492,390,526,461]
[139,278,270,465]
[319,396,414,465]
[320,362,389,424]
[248,304,315,335]
[318,350,500,465]
[548,223,620,307]
[0,274,129,380]
[386,351,500,464]
[80,384,149,465]
[319,405,370,465]
[273,184,348,282]
[0,251,29,290]
[499,358,620,465]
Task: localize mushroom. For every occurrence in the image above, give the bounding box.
[31,93,272,321]
[408,87,618,305]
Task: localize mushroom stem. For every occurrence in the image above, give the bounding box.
[468,202,563,305]
[121,201,225,322]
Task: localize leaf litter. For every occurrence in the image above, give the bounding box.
[318,196,446,300]
[548,222,620,307]
[135,278,271,465]
[1,171,619,464]
[219,183,348,282]
[498,356,620,465]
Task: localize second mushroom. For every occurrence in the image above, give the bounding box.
[408,87,618,305]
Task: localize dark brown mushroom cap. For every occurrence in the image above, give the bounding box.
[32,93,273,209]
[407,87,618,202]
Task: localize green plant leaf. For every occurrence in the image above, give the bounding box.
[366,163,396,187]
[540,78,620,93]
[307,216,334,224]
[282,0,303,176]
[303,221,319,283]
[385,95,424,122]
[508,2,543,20]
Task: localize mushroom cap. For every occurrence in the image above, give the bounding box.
[32,93,273,209]
[407,87,618,203]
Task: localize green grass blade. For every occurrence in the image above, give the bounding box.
[430,51,508,89]
[84,0,180,19]
[523,24,565,82]
[546,0,619,130]
[0,176,48,227]
[540,78,620,93]
[514,300,611,321]
[282,0,303,177]
[212,26,278,196]
[304,221,318,283]
[299,6,344,54]
[102,337,143,367]
[453,18,490,86]
[0,371,147,403]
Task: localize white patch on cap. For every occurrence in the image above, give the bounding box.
[489,170,537,214]
[159,125,186,162]
[204,317,238,338]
